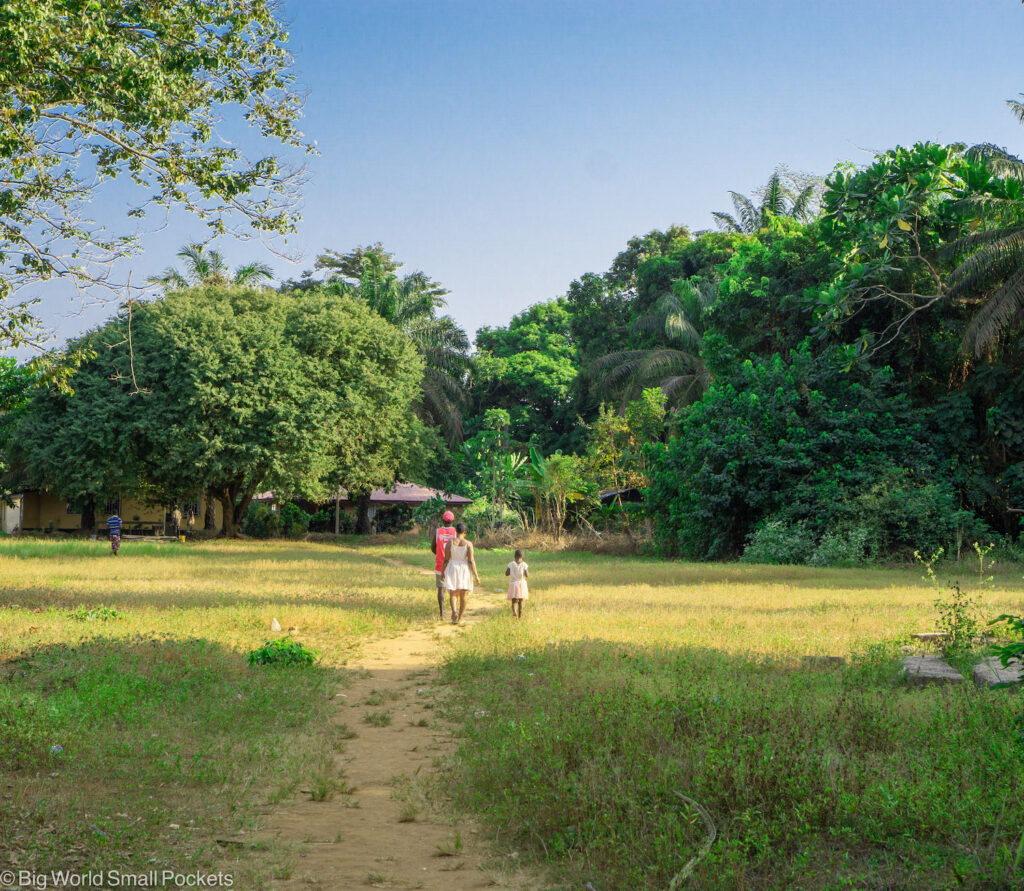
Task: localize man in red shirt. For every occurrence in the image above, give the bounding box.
[431,510,457,620]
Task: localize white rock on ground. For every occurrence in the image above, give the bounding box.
[902,654,964,686]
[972,657,1023,689]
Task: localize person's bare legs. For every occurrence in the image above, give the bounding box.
[515,599,523,619]
[452,591,467,624]
[436,583,445,619]
[449,591,458,624]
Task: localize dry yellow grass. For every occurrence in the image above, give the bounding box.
[367,540,1024,656]
[0,538,431,666]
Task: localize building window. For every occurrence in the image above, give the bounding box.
[183,499,200,519]
[104,496,121,516]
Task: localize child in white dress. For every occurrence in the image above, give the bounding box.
[505,549,529,619]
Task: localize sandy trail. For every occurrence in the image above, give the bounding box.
[254,554,535,890]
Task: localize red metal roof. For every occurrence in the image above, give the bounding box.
[254,483,472,506]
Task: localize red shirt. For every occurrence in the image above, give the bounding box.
[434,525,457,572]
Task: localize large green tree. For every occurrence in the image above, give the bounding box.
[318,247,471,443]
[16,286,422,537]
[0,0,308,359]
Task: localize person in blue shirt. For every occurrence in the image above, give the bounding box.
[106,514,122,555]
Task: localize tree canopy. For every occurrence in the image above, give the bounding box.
[15,286,422,536]
[0,0,308,359]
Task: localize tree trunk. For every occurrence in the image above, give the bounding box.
[355,493,373,535]
[204,490,216,530]
[80,495,96,532]
[334,490,340,535]
[218,490,236,538]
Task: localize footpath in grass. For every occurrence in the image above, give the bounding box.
[374,542,1024,891]
[0,539,430,885]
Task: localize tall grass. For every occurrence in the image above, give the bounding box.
[416,544,1024,890]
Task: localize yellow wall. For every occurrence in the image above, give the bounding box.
[17,492,224,533]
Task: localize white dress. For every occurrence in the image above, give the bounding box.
[506,561,529,600]
[444,542,474,592]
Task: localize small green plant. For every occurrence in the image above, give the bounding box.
[973,541,996,586]
[434,831,463,857]
[363,688,399,706]
[365,870,390,885]
[397,801,420,823]
[914,546,945,587]
[246,637,317,667]
[309,773,337,801]
[934,583,981,656]
[69,605,122,622]
[363,709,392,727]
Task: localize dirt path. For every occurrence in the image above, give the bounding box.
[255,556,536,890]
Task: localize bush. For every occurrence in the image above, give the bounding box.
[247,637,317,667]
[240,504,281,539]
[278,503,311,538]
[740,519,814,565]
[808,527,869,567]
[307,509,334,533]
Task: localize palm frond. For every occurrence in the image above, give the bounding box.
[731,192,760,233]
[962,266,1024,356]
[761,171,786,219]
[790,182,819,221]
[711,211,742,233]
[1007,95,1024,126]
[947,228,1024,297]
[233,262,274,286]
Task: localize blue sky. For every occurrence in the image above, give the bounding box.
[21,0,1024,350]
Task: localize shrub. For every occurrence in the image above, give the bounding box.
[307,509,334,533]
[740,519,814,565]
[808,527,869,567]
[246,637,317,667]
[278,502,311,538]
[240,504,281,539]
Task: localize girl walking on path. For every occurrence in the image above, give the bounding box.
[442,522,481,625]
[505,549,529,619]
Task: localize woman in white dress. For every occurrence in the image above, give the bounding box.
[441,523,481,625]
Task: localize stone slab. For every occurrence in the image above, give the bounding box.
[972,657,1023,689]
[801,655,847,667]
[902,654,964,686]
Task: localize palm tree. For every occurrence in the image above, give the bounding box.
[588,278,715,408]
[323,249,471,443]
[944,97,1024,357]
[712,166,820,234]
[148,243,274,290]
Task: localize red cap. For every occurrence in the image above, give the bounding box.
[442,510,455,522]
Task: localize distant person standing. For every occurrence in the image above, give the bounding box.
[171,505,182,537]
[107,513,122,556]
[186,509,196,537]
[431,510,458,620]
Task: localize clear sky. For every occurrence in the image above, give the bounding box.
[18,0,1024,352]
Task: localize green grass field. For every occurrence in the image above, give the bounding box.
[2,536,1023,889]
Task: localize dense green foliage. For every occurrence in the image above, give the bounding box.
[456,122,1024,561]
[14,286,422,536]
